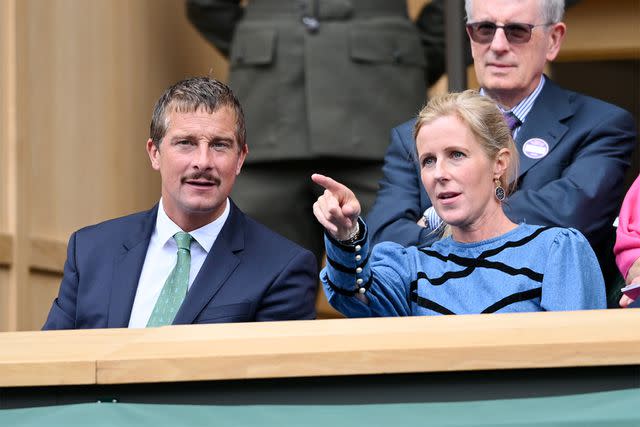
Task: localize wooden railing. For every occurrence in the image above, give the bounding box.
[1,309,638,388]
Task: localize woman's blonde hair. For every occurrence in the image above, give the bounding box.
[413,90,518,195]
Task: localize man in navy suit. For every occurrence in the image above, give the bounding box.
[366,0,637,305]
[43,77,317,329]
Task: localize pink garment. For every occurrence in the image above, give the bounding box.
[614,175,640,279]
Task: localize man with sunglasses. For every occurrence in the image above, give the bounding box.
[366,0,637,306]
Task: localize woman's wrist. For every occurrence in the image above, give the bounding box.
[338,221,361,244]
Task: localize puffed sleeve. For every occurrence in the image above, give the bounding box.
[541,228,606,311]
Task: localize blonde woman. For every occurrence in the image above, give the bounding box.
[312,90,605,316]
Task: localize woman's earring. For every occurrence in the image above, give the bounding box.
[495,179,505,201]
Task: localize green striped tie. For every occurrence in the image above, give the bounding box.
[147,232,193,327]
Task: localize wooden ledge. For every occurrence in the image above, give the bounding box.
[1,310,638,388]
[0,328,144,387]
[96,310,640,384]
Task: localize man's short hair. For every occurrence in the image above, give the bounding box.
[150,76,246,150]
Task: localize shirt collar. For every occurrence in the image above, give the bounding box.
[156,198,231,253]
[480,75,546,124]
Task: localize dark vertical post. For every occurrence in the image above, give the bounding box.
[445,0,467,91]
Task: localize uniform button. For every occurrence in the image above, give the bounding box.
[356,278,363,285]
[355,245,362,252]
[355,255,362,261]
[302,16,320,33]
[356,267,362,274]
[358,287,366,294]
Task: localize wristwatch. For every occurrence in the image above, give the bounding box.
[339,221,361,245]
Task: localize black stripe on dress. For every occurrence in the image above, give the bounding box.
[481,287,543,313]
[427,258,543,285]
[409,293,456,315]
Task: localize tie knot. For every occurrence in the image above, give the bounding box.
[173,232,192,251]
[503,111,521,134]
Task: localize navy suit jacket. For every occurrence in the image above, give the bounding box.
[366,78,637,253]
[43,201,318,329]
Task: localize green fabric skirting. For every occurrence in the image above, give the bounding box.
[2,388,639,427]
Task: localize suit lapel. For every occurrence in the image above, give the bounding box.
[515,78,573,179]
[173,201,245,325]
[107,206,157,328]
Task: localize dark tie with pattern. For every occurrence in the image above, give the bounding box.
[147,232,193,327]
[503,111,522,135]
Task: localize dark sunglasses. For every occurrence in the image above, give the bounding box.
[466,21,551,44]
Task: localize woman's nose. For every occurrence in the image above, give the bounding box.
[433,160,449,180]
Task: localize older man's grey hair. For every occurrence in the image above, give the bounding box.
[465,0,565,24]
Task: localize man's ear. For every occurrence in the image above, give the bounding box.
[235,144,248,175]
[146,138,160,170]
[546,22,566,62]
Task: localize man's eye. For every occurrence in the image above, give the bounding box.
[177,140,191,145]
[477,22,495,34]
[212,141,230,150]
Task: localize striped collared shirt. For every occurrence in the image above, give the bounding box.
[481,75,546,139]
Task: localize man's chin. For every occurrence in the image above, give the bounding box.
[184,203,224,214]
[180,196,227,214]
[483,78,515,91]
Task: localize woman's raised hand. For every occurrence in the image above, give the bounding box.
[311,173,361,241]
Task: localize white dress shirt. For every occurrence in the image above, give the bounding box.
[127,198,230,328]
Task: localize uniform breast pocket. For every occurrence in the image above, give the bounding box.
[227,26,280,151]
[229,27,276,70]
[196,302,253,324]
[344,19,427,155]
[349,21,426,69]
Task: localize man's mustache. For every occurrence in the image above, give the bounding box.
[181,172,220,185]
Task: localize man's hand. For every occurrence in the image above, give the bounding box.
[311,173,361,241]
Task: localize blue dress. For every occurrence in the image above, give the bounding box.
[322,223,606,317]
